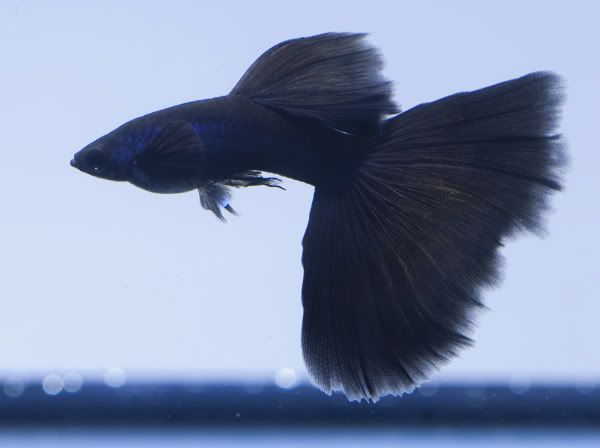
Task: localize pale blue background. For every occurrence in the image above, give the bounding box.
[0,0,597,385]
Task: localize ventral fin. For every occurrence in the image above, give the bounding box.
[198,171,284,221]
[198,183,233,222]
[230,33,398,136]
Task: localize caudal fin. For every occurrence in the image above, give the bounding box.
[301,72,566,401]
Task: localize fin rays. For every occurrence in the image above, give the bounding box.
[231,33,397,135]
[300,72,565,401]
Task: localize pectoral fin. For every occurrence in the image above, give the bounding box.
[137,120,204,176]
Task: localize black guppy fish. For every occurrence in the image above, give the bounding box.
[71,33,565,401]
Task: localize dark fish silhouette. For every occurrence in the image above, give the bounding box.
[71,33,566,401]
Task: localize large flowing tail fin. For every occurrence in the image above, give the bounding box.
[301,72,566,401]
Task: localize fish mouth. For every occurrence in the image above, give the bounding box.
[70,157,83,171]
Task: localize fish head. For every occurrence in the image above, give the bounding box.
[71,127,133,182]
[72,118,207,194]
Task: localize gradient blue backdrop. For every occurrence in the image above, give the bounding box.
[0,0,597,386]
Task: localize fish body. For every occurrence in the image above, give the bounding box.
[73,94,362,212]
[72,33,565,401]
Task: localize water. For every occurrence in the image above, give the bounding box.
[1,429,599,447]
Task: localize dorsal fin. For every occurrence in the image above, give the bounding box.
[230,33,398,136]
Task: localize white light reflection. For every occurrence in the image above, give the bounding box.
[3,376,25,398]
[104,367,126,388]
[275,367,298,389]
[63,371,83,393]
[42,374,63,395]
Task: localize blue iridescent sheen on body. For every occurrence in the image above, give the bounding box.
[190,121,226,143]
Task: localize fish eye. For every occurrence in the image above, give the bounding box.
[85,149,107,173]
